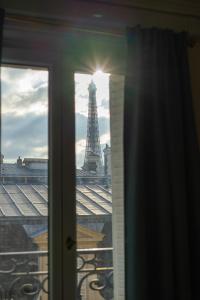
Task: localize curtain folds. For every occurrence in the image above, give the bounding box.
[0,9,4,44]
[0,8,4,71]
[0,9,5,179]
[124,27,200,300]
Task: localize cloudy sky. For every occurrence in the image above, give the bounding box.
[1,67,110,167]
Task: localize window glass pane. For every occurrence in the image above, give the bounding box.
[75,71,113,300]
[1,66,49,299]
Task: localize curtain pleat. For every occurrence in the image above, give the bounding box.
[124,27,200,300]
[0,9,5,179]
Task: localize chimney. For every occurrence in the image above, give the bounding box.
[103,144,111,176]
[17,156,22,167]
[0,154,4,164]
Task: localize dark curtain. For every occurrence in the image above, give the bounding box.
[0,9,4,50]
[124,27,200,300]
[0,9,4,176]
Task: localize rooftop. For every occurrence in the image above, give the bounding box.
[0,184,112,218]
[0,163,105,178]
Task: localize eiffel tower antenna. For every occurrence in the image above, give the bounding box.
[82,80,103,174]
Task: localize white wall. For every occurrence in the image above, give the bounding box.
[110,75,125,300]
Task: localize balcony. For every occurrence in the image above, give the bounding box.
[0,248,113,300]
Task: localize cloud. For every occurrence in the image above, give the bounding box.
[1,67,48,161]
[75,71,110,119]
[76,139,86,168]
[75,133,111,169]
[1,67,48,94]
[2,86,48,116]
[100,98,109,109]
[1,67,27,82]
[75,115,110,168]
[33,146,48,158]
[76,113,87,141]
[76,113,110,141]
[99,118,110,137]
[76,139,86,154]
[2,113,48,161]
[100,133,110,145]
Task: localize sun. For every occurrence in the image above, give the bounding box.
[93,69,104,77]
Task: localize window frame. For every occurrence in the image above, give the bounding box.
[2,18,126,300]
[2,22,77,300]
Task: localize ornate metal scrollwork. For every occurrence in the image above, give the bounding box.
[0,251,48,299]
[0,248,113,300]
[77,248,113,300]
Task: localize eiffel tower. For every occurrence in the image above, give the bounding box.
[82,80,103,174]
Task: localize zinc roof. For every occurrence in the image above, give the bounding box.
[0,184,112,218]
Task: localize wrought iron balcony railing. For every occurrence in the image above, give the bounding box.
[0,248,113,300]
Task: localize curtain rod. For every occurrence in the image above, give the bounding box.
[5,13,125,37]
[78,0,200,21]
[4,13,200,47]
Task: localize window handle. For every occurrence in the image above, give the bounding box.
[66,236,76,250]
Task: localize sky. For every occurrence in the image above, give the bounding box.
[1,67,110,167]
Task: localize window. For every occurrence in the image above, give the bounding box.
[1,65,49,299]
[2,19,125,300]
[75,71,113,299]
